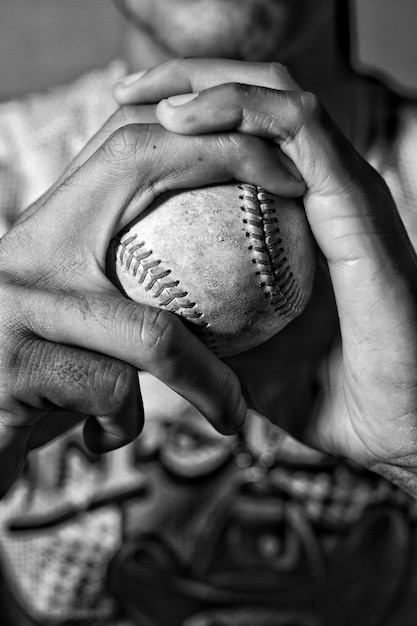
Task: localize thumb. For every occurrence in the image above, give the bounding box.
[18,104,158,224]
[29,121,296,268]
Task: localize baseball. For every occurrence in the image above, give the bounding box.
[107,183,316,357]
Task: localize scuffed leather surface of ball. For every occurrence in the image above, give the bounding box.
[107,183,316,356]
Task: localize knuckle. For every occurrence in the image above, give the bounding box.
[139,306,183,362]
[226,82,252,100]
[103,124,144,163]
[117,104,143,125]
[226,131,261,162]
[275,90,323,145]
[215,132,244,170]
[103,124,165,174]
[267,61,292,86]
[111,299,181,361]
[0,335,51,414]
[104,362,135,411]
[31,343,90,401]
[100,105,145,140]
[217,131,267,181]
[299,91,323,125]
[224,130,249,154]
[39,346,131,417]
[12,338,85,405]
[52,351,92,392]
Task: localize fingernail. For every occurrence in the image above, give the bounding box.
[118,70,148,88]
[167,93,199,107]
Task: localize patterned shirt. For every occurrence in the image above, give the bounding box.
[1,63,417,626]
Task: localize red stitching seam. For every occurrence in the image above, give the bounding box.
[239,184,303,317]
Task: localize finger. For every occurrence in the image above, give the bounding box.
[155,82,416,289]
[3,121,279,436]
[0,421,32,496]
[18,289,247,435]
[156,86,303,181]
[152,81,417,391]
[14,122,304,278]
[114,58,299,104]
[6,334,144,452]
[62,104,157,174]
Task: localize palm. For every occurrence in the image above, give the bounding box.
[225,263,337,444]
[226,259,417,469]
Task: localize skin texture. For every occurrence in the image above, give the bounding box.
[1,2,417,499]
[0,103,306,496]
[115,59,417,496]
[114,0,332,62]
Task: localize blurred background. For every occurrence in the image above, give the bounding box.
[0,0,124,101]
[0,0,416,102]
[350,0,417,96]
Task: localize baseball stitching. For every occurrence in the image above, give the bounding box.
[116,234,209,326]
[239,184,305,316]
[114,183,305,354]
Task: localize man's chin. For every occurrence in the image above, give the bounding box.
[114,0,299,63]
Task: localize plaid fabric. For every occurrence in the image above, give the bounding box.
[0,65,417,625]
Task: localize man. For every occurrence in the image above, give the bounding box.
[0,1,417,624]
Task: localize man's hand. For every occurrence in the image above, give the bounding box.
[0,106,307,496]
[115,59,417,494]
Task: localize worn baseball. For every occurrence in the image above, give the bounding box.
[107,183,316,357]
